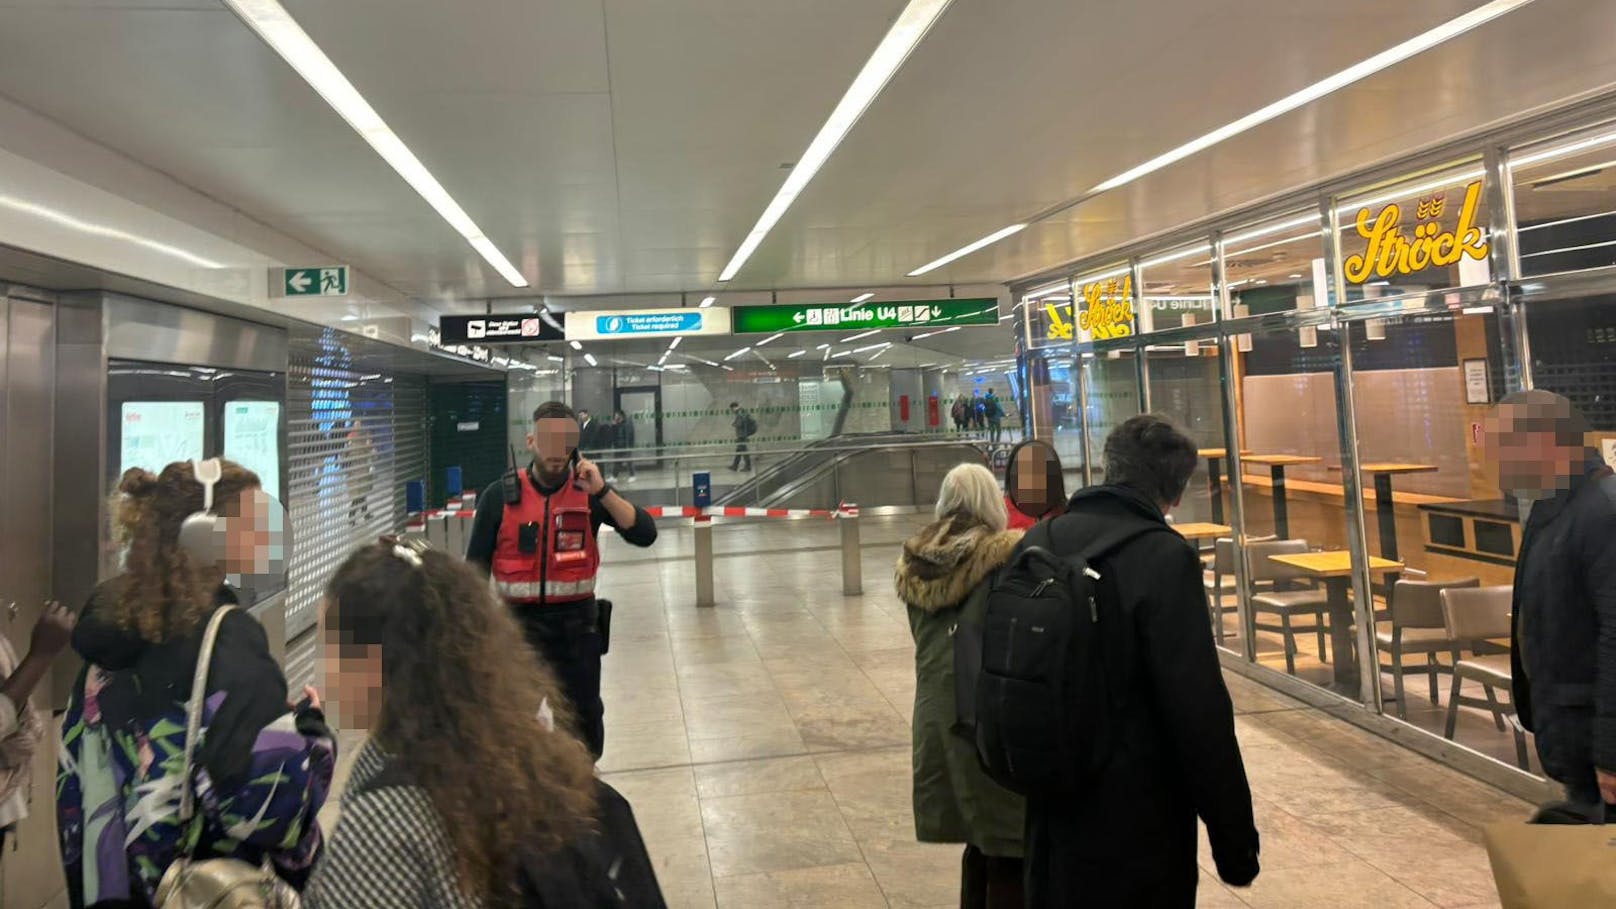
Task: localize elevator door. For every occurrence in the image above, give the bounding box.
[0,297,64,908]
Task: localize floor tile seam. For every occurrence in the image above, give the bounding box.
[804,749,893,908]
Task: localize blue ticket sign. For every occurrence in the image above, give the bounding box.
[565,307,732,341]
[692,471,712,508]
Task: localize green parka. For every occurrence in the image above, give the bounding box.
[894,516,1025,858]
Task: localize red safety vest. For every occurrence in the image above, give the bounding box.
[492,468,600,604]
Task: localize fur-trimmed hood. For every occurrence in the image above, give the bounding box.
[894,517,1022,613]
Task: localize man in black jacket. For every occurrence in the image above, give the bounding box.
[1492,390,1616,819]
[1025,414,1259,906]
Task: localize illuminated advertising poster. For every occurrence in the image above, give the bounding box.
[224,400,283,499]
[120,401,205,477]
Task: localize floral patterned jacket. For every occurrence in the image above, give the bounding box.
[56,584,334,907]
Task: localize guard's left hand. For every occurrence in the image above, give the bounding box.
[575,457,607,495]
[1597,768,1616,805]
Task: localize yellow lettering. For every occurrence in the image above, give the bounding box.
[1455,180,1488,262]
[1344,181,1490,284]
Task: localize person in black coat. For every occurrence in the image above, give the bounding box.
[1493,390,1616,819]
[1021,414,1258,907]
[610,410,637,480]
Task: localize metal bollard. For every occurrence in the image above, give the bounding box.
[694,517,716,607]
[840,511,862,596]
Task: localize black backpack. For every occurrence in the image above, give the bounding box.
[954,516,1168,797]
[354,768,667,909]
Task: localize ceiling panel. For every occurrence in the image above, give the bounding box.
[0,0,1612,310]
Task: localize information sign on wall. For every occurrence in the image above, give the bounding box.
[439,313,565,344]
[565,307,732,340]
[223,400,282,499]
[120,401,206,477]
[732,298,999,334]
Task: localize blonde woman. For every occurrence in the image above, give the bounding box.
[895,462,1025,909]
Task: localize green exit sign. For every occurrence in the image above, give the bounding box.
[732,298,1000,334]
[276,266,349,297]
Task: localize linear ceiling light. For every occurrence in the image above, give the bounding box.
[723,347,752,362]
[1090,0,1534,194]
[223,0,529,287]
[569,340,582,350]
[582,353,598,367]
[755,332,785,347]
[907,223,1027,277]
[717,0,957,282]
[902,0,1535,275]
[699,296,716,308]
[850,292,876,304]
[0,194,226,269]
[788,349,808,358]
[841,329,880,343]
[912,325,960,340]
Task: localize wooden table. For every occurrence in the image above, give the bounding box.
[1173,522,1232,541]
[1243,454,1323,539]
[1197,449,1251,525]
[1269,551,1403,695]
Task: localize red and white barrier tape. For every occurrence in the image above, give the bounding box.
[409,502,859,530]
[644,503,859,520]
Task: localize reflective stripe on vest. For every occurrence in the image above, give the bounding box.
[494,577,597,602]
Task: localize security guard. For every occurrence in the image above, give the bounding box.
[467,400,657,758]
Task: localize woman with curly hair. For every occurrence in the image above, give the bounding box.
[305,537,606,908]
[57,460,333,907]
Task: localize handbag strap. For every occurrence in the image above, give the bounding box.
[178,604,236,825]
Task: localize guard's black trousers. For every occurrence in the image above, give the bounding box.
[514,597,605,759]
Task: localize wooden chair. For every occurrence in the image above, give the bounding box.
[1441,586,1529,770]
[1248,539,1329,675]
[1376,577,1479,719]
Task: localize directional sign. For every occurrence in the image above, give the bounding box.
[277,266,349,297]
[439,312,565,344]
[731,298,1000,334]
[565,307,731,341]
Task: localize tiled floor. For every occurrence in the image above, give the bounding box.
[320,514,1530,908]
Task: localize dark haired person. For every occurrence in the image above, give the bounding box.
[1488,390,1616,821]
[1019,414,1258,906]
[465,401,657,760]
[610,409,637,482]
[1003,440,1066,530]
[307,538,601,908]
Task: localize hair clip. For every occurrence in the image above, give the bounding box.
[379,534,429,567]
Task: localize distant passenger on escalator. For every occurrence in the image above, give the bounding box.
[465,401,657,761]
[1003,439,1066,530]
[1488,390,1616,823]
[895,463,1026,909]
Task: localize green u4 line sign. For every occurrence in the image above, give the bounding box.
[731,298,1000,334]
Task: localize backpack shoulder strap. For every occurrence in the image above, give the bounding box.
[1045,514,1177,573]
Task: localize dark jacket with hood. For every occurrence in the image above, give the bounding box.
[895,516,1025,857]
[58,580,334,907]
[1512,459,1616,790]
[1024,485,1258,908]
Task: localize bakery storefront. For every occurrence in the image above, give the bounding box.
[1014,101,1616,795]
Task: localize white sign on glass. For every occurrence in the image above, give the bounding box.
[224,400,282,499]
[120,401,206,477]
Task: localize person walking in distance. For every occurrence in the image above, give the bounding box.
[951,394,969,433]
[984,388,1005,445]
[466,401,657,760]
[1014,415,1258,906]
[611,409,637,482]
[343,419,375,527]
[1488,390,1616,821]
[729,402,756,472]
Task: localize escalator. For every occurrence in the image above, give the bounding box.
[715,432,987,510]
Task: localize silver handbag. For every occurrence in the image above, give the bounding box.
[153,605,302,909]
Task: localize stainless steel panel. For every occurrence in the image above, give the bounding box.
[0,296,65,909]
[104,294,286,372]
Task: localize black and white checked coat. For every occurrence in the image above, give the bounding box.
[303,740,478,908]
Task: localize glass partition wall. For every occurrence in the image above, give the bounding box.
[1010,102,1616,791]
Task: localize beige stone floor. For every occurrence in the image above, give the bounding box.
[316,514,1531,908]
